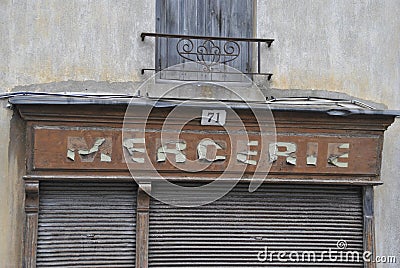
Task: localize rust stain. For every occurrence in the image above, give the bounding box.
[200,85,214,98]
[271,69,371,100]
[34,65,142,85]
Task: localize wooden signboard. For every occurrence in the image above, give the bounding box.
[31,126,381,177]
[16,103,394,184]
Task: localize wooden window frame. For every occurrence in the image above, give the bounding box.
[154,0,256,82]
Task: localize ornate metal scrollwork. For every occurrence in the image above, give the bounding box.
[177,38,240,70]
[141,32,274,79]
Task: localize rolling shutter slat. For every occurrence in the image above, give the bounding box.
[36,182,137,268]
[149,183,364,267]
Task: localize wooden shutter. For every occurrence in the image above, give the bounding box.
[156,0,253,78]
[36,182,137,267]
[148,183,364,267]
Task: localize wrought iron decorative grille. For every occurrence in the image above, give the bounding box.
[141,32,274,81]
[177,39,240,68]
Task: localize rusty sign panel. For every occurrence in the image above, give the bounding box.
[31,126,381,177]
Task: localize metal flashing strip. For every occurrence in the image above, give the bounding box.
[22,175,383,186]
[9,94,400,117]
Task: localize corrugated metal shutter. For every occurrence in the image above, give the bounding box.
[149,183,364,267]
[36,182,137,268]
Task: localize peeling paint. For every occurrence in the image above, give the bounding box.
[197,138,226,162]
[236,154,257,165]
[327,143,350,168]
[237,141,258,165]
[67,137,111,162]
[67,149,75,161]
[286,156,297,166]
[157,141,186,163]
[339,143,350,149]
[100,153,111,162]
[77,138,105,155]
[269,142,297,165]
[306,142,318,166]
[123,138,146,163]
[328,154,349,168]
[307,155,317,166]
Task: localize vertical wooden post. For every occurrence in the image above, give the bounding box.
[136,183,151,268]
[23,180,39,268]
[363,186,376,268]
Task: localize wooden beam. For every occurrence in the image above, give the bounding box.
[363,186,376,268]
[23,180,39,268]
[136,183,151,268]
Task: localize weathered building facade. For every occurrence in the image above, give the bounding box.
[0,1,399,267]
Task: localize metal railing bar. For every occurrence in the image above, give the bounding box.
[141,32,274,47]
[141,68,273,80]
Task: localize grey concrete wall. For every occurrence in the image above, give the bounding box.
[377,119,400,267]
[258,0,400,108]
[0,0,399,266]
[0,0,155,90]
[0,101,13,266]
[0,100,25,268]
